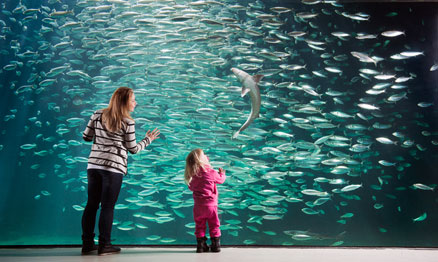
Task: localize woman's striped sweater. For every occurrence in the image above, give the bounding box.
[82,109,150,175]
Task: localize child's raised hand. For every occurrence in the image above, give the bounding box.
[218,168,225,175]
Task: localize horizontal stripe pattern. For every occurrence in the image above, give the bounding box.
[87,163,124,175]
[82,109,151,174]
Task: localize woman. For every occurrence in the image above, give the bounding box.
[81,87,160,256]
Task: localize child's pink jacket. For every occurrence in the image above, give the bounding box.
[188,166,226,206]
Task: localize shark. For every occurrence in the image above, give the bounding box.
[231,67,263,139]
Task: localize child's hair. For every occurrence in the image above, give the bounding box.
[184,148,209,185]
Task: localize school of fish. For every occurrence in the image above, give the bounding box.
[0,0,437,246]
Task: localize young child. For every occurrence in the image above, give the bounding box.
[185,148,226,253]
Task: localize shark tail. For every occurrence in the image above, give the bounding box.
[232,130,240,139]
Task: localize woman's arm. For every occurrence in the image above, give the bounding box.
[82,112,97,142]
[124,120,150,154]
[124,121,160,154]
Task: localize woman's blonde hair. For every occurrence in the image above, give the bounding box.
[184,148,209,185]
[102,87,133,132]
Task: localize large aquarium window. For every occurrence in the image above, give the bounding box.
[0,0,437,247]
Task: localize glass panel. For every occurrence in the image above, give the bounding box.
[0,0,437,246]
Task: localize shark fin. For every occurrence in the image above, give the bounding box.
[241,87,250,97]
[252,74,264,83]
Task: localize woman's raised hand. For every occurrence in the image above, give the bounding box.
[146,128,160,142]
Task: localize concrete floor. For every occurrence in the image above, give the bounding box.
[0,247,437,262]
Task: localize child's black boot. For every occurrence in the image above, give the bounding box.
[210,237,221,252]
[196,236,209,253]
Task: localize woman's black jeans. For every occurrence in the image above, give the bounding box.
[81,169,123,245]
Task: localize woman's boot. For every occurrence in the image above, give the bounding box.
[81,234,97,255]
[196,237,209,253]
[98,244,121,256]
[210,237,221,252]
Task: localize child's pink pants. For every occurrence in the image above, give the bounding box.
[193,205,221,238]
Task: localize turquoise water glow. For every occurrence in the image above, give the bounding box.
[0,0,437,246]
